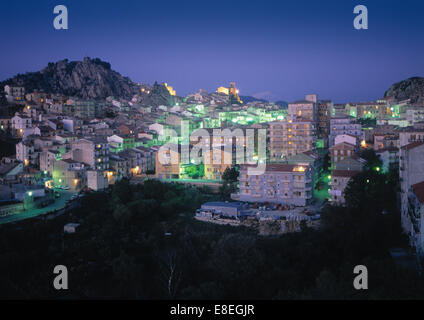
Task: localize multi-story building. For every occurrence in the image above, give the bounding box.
[317,100,332,143]
[329,117,362,146]
[16,141,36,166]
[329,169,361,204]
[376,147,399,173]
[330,142,356,168]
[4,85,25,101]
[237,163,314,206]
[398,123,424,147]
[269,117,316,161]
[107,134,137,153]
[154,144,180,179]
[334,155,365,171]
[135,146,155,173]
[405,181,424,260]
[40,150,62,175]
[71,138,110,171]
[64,100,96,119]
[400,142,424,234]
[52,159,86,191]
[288,94,318,122]
[202,148,232,181]
[87,170,108,191]
[407,108,424,126]
[346,101,386,119]
[332,103,347,117]
[11,114,32,137]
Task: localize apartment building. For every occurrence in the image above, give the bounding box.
[407,108,424,125]
[39,150,61,175]
[330,142,356,167]
[154,144,180,179]
[87,170,108,191]
[11,114,32,137]
[64,100,96,119]
[329,169,361,204]
[334,155,365,171]
[135,146,155,173]
[405,181,424,260]
[237,163,314,206]
[71,138,110,170]
[202,148,232,180]
[16,141,36,166]
[398,124,424,147]
[329,117,362,146]
[317,100,332,142]
[269,117,316,161]
[288,94,318,122]
[4,85,25,101]
[400,142,424,235]
[346,102,386,119]
[52,159,86,191]
[376,147,399,173]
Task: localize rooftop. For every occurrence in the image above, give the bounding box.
[402,141,424,151]
[332,169,361,178]
[412,181,424,203]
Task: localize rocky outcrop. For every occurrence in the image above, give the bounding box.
[139,82,176,107]
[384,77,424,104]
[1,57,141,100]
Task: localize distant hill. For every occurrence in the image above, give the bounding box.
[0,57,177,106]
[0,57,141,100]
[240,95,268,103]
[384,77,424,104]
[275,100,288,108]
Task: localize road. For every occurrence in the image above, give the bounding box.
[0,189,77,224]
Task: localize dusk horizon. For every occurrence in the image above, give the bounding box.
[1,0,424,102]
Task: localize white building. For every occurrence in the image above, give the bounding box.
[405,182,424,260]
[237,163,314,206]
[329,117,362,146]
[400,142,424,235]
[87,170,108,191]
[329,169,361,204]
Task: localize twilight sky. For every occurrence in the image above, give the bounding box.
[0,0,423,103]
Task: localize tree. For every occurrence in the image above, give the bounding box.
[360,149,383,171]
[156,249,182,299]
[222,167,239,182]
[322,152,331,172]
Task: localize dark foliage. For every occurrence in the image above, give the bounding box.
[0,174,422,299]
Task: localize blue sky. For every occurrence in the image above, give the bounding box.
[0,0,423,102]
